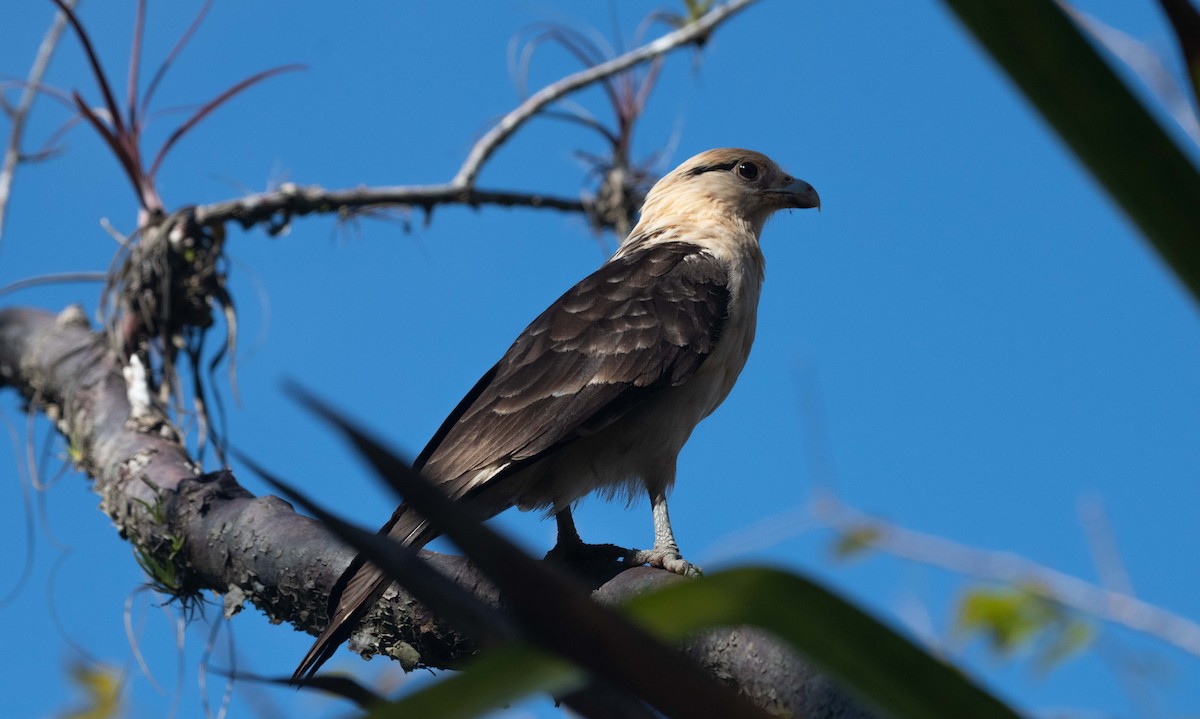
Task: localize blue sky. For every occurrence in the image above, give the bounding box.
[2,1,1198,717]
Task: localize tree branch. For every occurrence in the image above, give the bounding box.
[0,305,871,718]
[191,182,588,232]
[181,0,756,237]
[807,491,1200,657]
[451,0,758,189]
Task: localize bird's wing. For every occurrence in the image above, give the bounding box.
[293,240,730,682]
[415,239,730,499]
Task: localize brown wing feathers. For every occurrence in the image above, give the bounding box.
[421,242,728,487]
[294,241,729,680]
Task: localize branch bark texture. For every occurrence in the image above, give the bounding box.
[191,183,589,233]
[0,305,872,718]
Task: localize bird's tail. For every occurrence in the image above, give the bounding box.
[292,505,435,681]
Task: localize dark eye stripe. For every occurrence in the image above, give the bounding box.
[684,160,738,177]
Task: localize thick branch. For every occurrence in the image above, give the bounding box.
[0,305,871,718]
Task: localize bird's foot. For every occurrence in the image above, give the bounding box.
[545,520,701,577]
[629,547,702,577]
[545,538,633,564]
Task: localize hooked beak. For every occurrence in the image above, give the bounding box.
[772,176,821,211]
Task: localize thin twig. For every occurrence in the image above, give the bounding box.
[809,492,1200,658]
[184,0,754,236]
[0,410,36,607]
[451,0,757,188]
[1077,494,1133,595]
[142,0,213,115]
[0,271,108,297]
[0,0,78,246]
[148,63,305,181]
[1059,0,1200,144]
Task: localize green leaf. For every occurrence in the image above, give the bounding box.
[624,567,1021,719]
[57,663,123,719]
[957,586,1050,654]
[942,0,1200,302]
[367,645,582,719]
[292,393,1018,718]
[366,567,1022,719]
[290,388,774,718]
[956,586,1093,670]
[1035,618,1094,671]
[1156,0,1200,109]
[831,524,882,559]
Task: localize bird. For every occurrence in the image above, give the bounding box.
[294,148,819,679]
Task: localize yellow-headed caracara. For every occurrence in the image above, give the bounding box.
[295,148,820,679]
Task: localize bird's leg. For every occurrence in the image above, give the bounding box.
[548,507,584,552]
[545,507,632,563]
[629,492,702,577]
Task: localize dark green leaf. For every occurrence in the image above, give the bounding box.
[943,0,1200,302]
[234,458,518,652]
[289,386,775,719]
[624,567,1022,719]
[366,645,580,719]
[371,567,1024,719]
[1156,0,1200,108]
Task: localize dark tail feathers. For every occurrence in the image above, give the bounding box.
[292,505,434,681]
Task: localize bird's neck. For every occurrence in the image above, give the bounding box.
[620,213,764,274]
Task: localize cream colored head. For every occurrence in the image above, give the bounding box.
[634,148,819,239]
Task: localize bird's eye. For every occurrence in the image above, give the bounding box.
[737,162,759,180]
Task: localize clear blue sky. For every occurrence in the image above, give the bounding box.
[2,1,1198,717]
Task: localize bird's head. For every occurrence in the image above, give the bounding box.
[634,148,819,240]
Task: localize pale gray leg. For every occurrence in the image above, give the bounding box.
[630,491,701,577]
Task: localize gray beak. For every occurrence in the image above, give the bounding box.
[775,177,821,211]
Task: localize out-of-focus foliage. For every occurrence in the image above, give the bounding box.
[56,663,124,719]
[943,0,1200,301]
[957,586,1094,670]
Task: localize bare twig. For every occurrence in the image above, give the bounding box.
[708,491,1200,658]
[1059,1,1200,144]
[141,0,213,116]
[451,0,756,188]
[0,271,107,298]
[180,0,753,237]
[147,63,305,182]
[808,491,1200,658]
[0,410,36,607]
[0,0,78,246]
[1154,0,1200,114]
[191,182,589,231]
[47,1,301,218]
[1077,494,1133,595]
